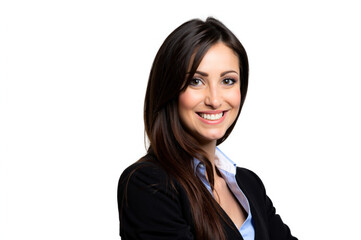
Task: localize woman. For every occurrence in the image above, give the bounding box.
[118,17,297,240]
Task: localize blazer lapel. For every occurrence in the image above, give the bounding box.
[217,204,244,240]
[235,169,269,240]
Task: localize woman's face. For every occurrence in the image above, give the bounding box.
[178,42,241,145]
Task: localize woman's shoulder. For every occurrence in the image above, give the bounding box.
[236,166,263,181]
[235,166,266,194]
[118,154,184,201]
[118,157,195,239]
[118,157,171,189]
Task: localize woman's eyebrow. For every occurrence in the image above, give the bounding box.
[189,70,239,77]
[194,71,208,77]
[220,70,239,76]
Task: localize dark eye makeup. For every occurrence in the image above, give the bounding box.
[188,78,203,86]
[222,78,237,85]
[188,77,238,87]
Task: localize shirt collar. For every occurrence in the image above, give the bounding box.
[193,147,237,175]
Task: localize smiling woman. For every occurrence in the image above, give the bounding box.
[117,17,298,240]
[178,42,241,144]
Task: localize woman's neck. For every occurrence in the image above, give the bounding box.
[199,140,218,176]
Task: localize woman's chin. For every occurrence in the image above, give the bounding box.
[195,131,226,144]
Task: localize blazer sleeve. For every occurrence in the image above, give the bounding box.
[264,192,297,240]
[237,168,297,240]
[117,162,194,240]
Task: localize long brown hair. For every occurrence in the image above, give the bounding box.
[142,17,248,239]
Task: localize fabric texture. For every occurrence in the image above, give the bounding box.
[193,148,255,240]
[117,155,297,240]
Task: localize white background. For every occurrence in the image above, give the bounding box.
[1,0,360,239]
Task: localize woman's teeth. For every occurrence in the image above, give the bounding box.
[199,112,223,120]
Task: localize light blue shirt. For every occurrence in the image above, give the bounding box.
[193,147,255,240]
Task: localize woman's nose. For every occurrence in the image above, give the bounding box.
[204,86,222,109]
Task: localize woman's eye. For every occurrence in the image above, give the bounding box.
[189,78,203,86]
[222,78,236,85]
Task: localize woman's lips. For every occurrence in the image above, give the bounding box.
[196,111,228,124]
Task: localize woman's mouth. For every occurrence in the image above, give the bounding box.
[196,111,227,124]
[198,112,224,120]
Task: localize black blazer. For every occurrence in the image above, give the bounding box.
[118,159,297,240]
